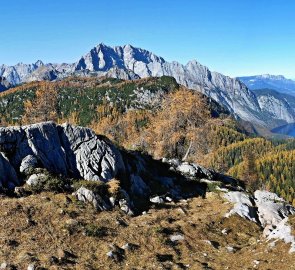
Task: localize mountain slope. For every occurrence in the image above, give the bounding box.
[73,44,264,124]
[1,43,295,127]
[0,76,184,126]
[253,89,295,124]
[239,74,295,96]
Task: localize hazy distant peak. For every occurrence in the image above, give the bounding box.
[239,74,295,96]
[260,74,286,80]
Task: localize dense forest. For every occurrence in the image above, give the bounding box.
[0,76,294,205]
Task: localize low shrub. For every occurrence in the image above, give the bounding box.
[107,179,121,196]
[27,171,74,194]
[72,180,109,196]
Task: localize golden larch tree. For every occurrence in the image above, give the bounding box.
[22,82,58,124]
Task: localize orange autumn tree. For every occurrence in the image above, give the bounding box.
[91,101,151,149]
[145,88,211,161]
[22,82,58,124]
[91,88,212,160]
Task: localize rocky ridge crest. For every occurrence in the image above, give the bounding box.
[0,122,294,252]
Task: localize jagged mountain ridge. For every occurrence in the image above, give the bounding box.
[239,74,295,96]
[1,44,295,126]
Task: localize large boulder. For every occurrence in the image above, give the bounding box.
[223,191,258,222]
[224,190,295,252]
[0,122,126,188]
[20,155,38,175]
[0,123,67,175]
[254,190,295,228]
[58,123,125,181]
[23,123,68,175]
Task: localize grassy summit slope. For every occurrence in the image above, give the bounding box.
[0,191,294,270]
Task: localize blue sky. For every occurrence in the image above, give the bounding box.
[1,0,295,78]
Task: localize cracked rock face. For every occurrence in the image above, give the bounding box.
[0,122,125,188]
[0,76,11,92]
[58,123,125,181]
[254,190,295,227]
[224,191,258,222]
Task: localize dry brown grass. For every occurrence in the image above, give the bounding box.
[0,192,294,269]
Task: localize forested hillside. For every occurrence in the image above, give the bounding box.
[0,76,294,205]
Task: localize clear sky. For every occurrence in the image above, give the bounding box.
[1,0,295,78]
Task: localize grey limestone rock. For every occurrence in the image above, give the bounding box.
[58,123,125,181]
[224,190,295,252]
[223,191,257,222]
[26,173,47,186]
[75,186,111,211]
[254,190,295,227]
[0,76,10,92]
[0,122,125,189]
[20,155,38,175]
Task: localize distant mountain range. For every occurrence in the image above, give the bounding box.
[239,74,295,96]
[1,43,295,128]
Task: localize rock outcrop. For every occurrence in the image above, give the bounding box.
[0,122,125,185]
[0,121,294,251]
[0,122,241,214]
[224,190,295,252]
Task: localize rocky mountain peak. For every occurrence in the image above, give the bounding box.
[1,43,295,126]
[35,60,44,67]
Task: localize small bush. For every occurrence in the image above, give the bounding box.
[206,181,222,192]
[107,179,121,196]
[28,171,74,194]
[73,180,109,196]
